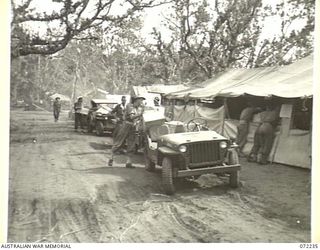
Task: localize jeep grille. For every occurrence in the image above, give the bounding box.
[188,141,223,167]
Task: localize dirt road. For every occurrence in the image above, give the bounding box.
[8,110,311,243]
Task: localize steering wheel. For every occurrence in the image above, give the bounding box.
[187,118,208,132]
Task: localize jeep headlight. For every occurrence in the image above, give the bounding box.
[219,141,227,149]
[179,145,187,153]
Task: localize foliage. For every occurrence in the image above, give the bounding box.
[10,0,315,103]
[150,0,314,83]
[253,0,315,66]
[11,0,172,57]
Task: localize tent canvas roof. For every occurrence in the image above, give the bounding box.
[132,86,149,96]
[146,84,189,94]
[49,93,71,102]
[166,55,313,99]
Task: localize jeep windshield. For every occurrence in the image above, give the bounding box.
[95,104,115,115]
[98,103,115,110]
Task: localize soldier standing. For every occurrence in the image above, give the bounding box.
[53,97,61,122]
[236,102,261,156]
[248,104,280,164]
[154,96,160,106]
[111,95,127,139]
[74,96,84,131]
[108,96,145,168]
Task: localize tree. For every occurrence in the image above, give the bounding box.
[149,0,314,83]
[151,0,264,81]
[10,21,164,104]
[11,0,172,58]
[252,0,315,66]
[10,0,315,101]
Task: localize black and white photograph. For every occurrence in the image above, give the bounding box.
[5,0,317,244]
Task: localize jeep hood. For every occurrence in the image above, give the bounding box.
[159,130,227,145]
[96,106,112,115]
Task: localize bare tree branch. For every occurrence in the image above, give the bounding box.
[11,0,171,58]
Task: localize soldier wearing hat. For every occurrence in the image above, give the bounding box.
[53,97,61,122]
[154,96,160,106]
[111,95,127,139]
[108,96,145,168]
[74,96,84,131]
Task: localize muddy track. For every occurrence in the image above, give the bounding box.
[8,111,311,242]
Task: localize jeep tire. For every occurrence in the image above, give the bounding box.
[162,157,175,195]
[228,148,240,188]
[230,171,240,188]
[87,114,94,133]
[228,148,240,165]
[144,150,156,172]
[96,121,104,136]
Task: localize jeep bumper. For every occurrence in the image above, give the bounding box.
[177,164,240,177]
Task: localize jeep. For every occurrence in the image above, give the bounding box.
[143,117,240,194]
[87,99,117,136]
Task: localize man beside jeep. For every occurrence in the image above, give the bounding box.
[74,96,84,132]
[108,96,145,168]
[111,95,127,139]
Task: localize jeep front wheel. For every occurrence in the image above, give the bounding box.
[144,150,155,172]
[87,114,94,133]
[162,157,175,195]
[228,148,239,165]
[228,148,240,188]
[230,171,240,188]
[96,121,104,136]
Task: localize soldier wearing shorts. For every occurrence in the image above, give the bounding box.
[108,96,145,168]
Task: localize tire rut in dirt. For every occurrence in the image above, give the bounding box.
[8,198,102,243]
[167,203,221,242]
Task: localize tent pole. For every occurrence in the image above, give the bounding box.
[222,98,227,136]
[224,98,230,119]
[271,120,282,164]
[194,99,197,119]
[171,99,175,121]
[308,97,312,167]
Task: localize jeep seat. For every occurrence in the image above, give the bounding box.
[146,124,170,150]
[149,124,170,142]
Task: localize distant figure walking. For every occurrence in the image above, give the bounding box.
[74,96,84,131]
[53,97,61,122]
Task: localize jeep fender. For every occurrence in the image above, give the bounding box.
[158,146,179,155]
[158,147,180,177]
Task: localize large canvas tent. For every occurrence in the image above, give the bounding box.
[49,93,71,102]
[165,55,313,169]
[146,84,189,95]
[166,55,312,99]
[49,93,71,110]
[131,86,162,107]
